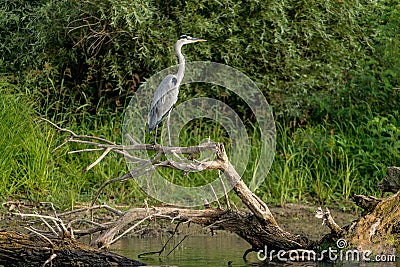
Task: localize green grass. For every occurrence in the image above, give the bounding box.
[0,82,55,201]
[259,118,399,206]
[0,80,147,209]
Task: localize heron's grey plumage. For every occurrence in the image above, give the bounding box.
[148,74,178,132]
[148,35,206,144]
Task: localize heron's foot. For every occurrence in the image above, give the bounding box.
[151,142,160,149]
[150,142,162,149]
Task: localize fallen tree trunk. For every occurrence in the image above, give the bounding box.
[348,168,400,255]
[96,207,314,253]
[0,231,146,267]
[349,191,399,254]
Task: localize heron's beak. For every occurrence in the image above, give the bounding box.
[193,38,207,42]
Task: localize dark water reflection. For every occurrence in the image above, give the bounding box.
[111,234,399,267]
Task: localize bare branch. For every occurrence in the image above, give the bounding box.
[42,253,57,267]
[43,117,276,224]
[38,214,59,237]
[166,235,188,256]
[25,227,55,248]
[68,148,104,154]
[91,172,133,207]
[125,134,139,145]
[105,215,154,248]
[58,204,124,217]
[219,170,231,210]
[15,212,63,223]
[40,118,77,136]
[84,147,112,173]
[67,219,108,231]
[41,118,115,145]
[315,207,344,235]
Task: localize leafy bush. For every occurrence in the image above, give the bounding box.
[2,0,392,122]
[313,0,400,124]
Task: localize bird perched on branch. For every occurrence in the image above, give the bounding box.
[148,35,207,145]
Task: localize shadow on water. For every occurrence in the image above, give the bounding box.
[111,233,399,267]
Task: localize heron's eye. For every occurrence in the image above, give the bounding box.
[179,35,188,40]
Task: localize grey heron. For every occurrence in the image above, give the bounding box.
[148,35,207,145]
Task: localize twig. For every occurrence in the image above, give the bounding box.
[91,150,165,207]
[25,227,54,247]
[315,207,344,235]
[42,253,57,267]
[219,170,231,210]
[38,214,59,237]
[125,133,139,145]
[73,224,114,236]
[166,235,189,256]
[84,147,112,173]
[40,118,76,136]
[68,148,104,154]
[91,172,133,207]
[231,202,239,212]
[209,184,222,209]
[105,215,154,248]
[41,118,115,145]
[159,222,181,257]
[52,138,70,153]
[67,219,108,231]
[16,212,71,237]
[138,222,183,258]
[58,204,124,217]
[203,218,229,231]
[15,212,63,223]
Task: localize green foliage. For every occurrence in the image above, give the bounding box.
[0,80,147,208]
[260,117,399,205]
[313,0,400,123]
[0,0,47,71]
[1,0,391,121]
[0,81,54,200]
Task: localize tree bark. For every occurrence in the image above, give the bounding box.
[0,231,146,267]
[95,207,314,252]
[349,190,400,254]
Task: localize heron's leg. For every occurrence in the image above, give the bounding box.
[154,125,158,145]
[167,109,172,146]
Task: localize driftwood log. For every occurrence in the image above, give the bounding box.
[349,167,400,254]
[0,231,145,267]
[0,119,398,266]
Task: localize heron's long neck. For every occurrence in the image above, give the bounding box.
[175,44,185,87]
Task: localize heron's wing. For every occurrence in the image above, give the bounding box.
[150,74,178,107]
[148,74,179,131]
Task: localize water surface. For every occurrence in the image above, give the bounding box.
[111,233,398,267]
[113,233,252,266]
